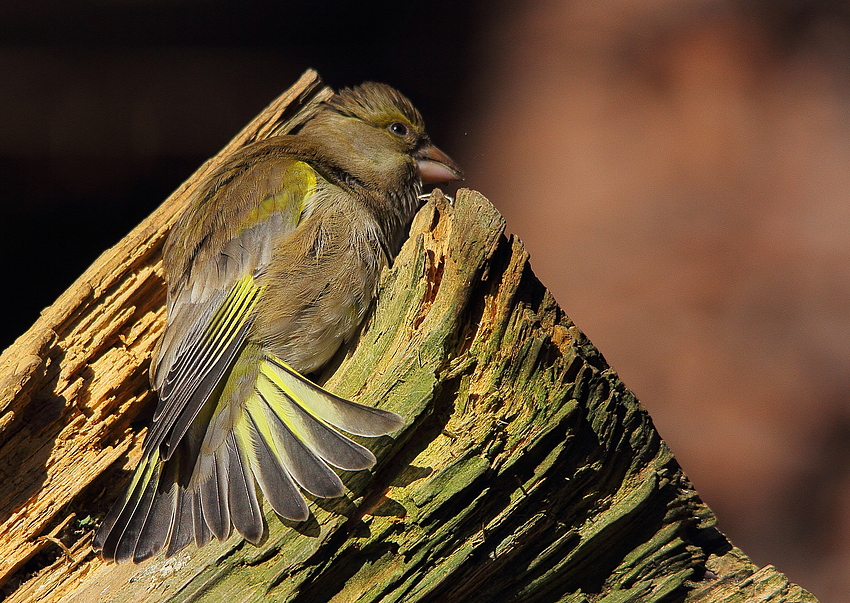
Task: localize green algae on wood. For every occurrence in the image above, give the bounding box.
[0,72,817,603]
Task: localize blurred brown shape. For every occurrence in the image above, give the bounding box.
[460,1,850,601]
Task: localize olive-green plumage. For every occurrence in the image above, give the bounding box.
[93,82,462,562]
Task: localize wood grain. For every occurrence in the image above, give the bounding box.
[0,72,817,602]
[0,69,332,596]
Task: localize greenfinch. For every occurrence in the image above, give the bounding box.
[93,82,463,562]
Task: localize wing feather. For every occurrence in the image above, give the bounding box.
[133,458,179,562]
[227,430,265,543]
[94,144,409,562]
[242,399,310,521]
[94,449,161,562]
[147,157,318,458]
[264,355,405,437]
[198,446,232,541]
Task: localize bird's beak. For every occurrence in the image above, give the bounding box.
[416,143,464,184]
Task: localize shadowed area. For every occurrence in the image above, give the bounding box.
[2,1,849,600]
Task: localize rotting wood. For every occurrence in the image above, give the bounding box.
[0,71,817,603]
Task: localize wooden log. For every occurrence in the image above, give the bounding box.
[0,71,817,603]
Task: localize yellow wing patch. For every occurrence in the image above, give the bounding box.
[243,161,317,233]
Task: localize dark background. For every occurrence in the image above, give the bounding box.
[3,1,850,600]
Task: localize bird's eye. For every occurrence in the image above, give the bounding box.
[389,122,409,136]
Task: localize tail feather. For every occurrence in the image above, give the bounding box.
[198,448,232,541]
[192,491,213,548]
[225,431,265,544]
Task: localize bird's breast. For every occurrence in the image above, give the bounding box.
[251,206,389,374]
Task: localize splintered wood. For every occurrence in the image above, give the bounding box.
[0,71,817,603]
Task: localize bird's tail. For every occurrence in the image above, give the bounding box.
[93,352,403,563]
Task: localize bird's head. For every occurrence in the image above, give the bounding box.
[300,82,463,190]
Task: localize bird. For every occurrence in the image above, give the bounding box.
[93,82,463,563]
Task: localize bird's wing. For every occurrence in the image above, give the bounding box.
[223,352,405,524]
[95,343,405,563]
[145,144,320,460]
[95,139,405,563]
[93,147,319,561]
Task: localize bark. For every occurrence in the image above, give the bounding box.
[0,71,817,603]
